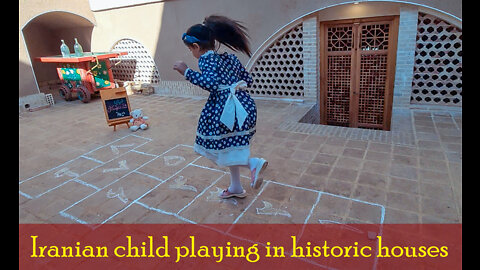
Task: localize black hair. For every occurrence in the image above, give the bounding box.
[183,15,251,57]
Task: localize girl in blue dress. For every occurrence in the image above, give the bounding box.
[173,15,268,199]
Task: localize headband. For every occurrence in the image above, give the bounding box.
[182,33,204,44]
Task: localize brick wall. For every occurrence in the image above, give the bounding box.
[392,6,419,109]
[155,7,422,111]
[302,17,318,104]
[155,81,208,98]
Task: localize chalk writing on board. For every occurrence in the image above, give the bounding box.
[107,103,128,113]
[104,98,130,120]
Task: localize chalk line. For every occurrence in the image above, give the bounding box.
[72,179,101,191]
[59,150,163,221]
[19,135,152,199]
[133,170,163,182]
[229,181,270,227]
[80,155,105,164]
[58,211,87,224]
[19,134,132,184]
[176,171,225,216]
[19,191,33,199]
[100,155,202,224]
[134,201,196,224]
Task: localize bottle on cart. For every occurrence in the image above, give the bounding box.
[74,38,84,56]
[60,40,70,57]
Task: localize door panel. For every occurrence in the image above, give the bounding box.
[325,25,354,127]
[326,55,352,126]
[320,17,398,130]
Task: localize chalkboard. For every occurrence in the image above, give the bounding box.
[100,87,132,130]
[104,98,130,120]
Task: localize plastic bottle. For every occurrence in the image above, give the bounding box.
[74,38,84,56]
[60,40,70,57]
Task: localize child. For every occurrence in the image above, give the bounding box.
[173,15,268,199]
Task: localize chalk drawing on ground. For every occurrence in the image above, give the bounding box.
[19,134,387,270]
[54,167,79,178]
[106,187,129,204]
[102,160,129,173]
[19,133,385,233]
[168,175,198,193]
[256,200,292,218]
[206,186,238,206]
[163,155,186,167]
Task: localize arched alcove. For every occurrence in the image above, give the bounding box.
[22,11,94,93]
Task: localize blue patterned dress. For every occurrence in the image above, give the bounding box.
[184,50,257,167]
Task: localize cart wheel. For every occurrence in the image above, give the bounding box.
[59,85,73,101]
[77,86,91,103]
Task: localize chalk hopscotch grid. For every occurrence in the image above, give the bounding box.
[19,133,150,185]
[58,142,196,225]
[137,153,384,270]
[18,134,153,200]
[20,134,384,270]
[20,133,385,226]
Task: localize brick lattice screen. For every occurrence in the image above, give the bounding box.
[110,38,161,84]
[247,24,304,98]
[411,13,462,106]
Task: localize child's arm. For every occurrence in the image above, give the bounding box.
[184,55,219,92]
[239,65,253,87]
[232,54,253,87]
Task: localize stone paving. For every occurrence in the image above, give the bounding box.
[19,93,462,224]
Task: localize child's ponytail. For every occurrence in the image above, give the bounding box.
[203,15,251,57]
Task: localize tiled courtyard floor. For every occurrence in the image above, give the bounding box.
[19,93,462,224]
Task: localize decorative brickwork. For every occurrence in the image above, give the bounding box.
[110,38,161,84]
[247,24,305,99]
[411,13,462,106]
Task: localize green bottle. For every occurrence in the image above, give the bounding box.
[60,40,70,57]
[74,38,84,56]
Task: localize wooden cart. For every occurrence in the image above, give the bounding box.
[35,52,127,103]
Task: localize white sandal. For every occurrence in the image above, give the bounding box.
[218,189,247,199]
[250,158,268,189]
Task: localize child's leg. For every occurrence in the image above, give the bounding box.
[238,158,260,170]
[248,158,260,171]
[228,166,243,194]
[248,157,268,189]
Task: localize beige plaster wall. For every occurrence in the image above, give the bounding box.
[19,0,96,97]
[20,0,461,97]
[90,3,164,65]
[90,0,461,82]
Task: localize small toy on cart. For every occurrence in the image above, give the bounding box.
[35,43,127,103]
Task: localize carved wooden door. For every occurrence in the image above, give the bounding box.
[320,16,399,130]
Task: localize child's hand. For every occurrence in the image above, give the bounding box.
[173,61,188,75]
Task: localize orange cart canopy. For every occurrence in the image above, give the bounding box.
[35,52,127,63]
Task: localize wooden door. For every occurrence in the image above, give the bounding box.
[320,16,398,130]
